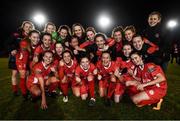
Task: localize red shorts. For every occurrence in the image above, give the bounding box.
[80,80,88,95]
[70,78,79,88]
[16,62,27,70]
[26,75,39,90]
[122,74,134,82]
[99,80,109,89]
[60,77,79,89]
[27,75,48,90]
[144,84,167,102]
[127,85,139,96]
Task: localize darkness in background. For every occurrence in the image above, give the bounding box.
[0,0,180,56]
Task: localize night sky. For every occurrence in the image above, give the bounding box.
[0,0,180,55]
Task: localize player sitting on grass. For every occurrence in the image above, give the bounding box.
[125,52,167,110]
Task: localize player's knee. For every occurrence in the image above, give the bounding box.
[87,75,94,81]
[51,77,58,83]
[12,70,17,75]
[99,93,104,98]
[99,91,105,97]
[111,76,116,83]
[74,92,80,97]
[81,94,87,100]
[114,95,120,103]
[12,72,17,78]
[132,96,140,104]
[33,90,41,97]
[114,99,119,103]
[20,73,26,78]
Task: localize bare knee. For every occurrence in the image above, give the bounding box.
[114,95,120,103]
[19,72,26,78]
[99,91,105,97]
[74,92,80,97]
[99,93,104,98]
[51,77,58,83]
[81,94,88,100]
[12,70,18,78]
[32,90,41,97]
[87,75,94,81]
[99,88,106,98]
[131,96,140,104]
[72,88,80,97]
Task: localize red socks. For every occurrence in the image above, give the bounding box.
[60,83,69,96]
[88,80,95,98]
[107,82,116,99]
[12,85,18,93]
[20,78,27,95]
[49,82,58,93]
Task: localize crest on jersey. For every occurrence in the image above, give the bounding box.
[149,90,154,95]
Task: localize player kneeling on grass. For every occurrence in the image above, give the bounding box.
[97,51,125,106]
[126,52,167,110]
[27,51,59,110]
[75,56,97,107]
[58,50,78,102]
[16,40,29,100]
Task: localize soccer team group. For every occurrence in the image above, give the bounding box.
[8,11,168,110]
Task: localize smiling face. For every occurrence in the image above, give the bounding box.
[74,25,83,37]
[125,30,135,42]
[23,23,33,35]
[63,52,72,64]
[148,14,161,27]
[80,57,90,70]
[131,53,143,66]
[59,28,68,39]
[55,43,64,55]
[87,31,95,41]
[70,37,79,48]
[46,24,55,34]
[95,36,105,49]
[114,31,122,42]
[102,53,111,67]
[43,52,53,65]
[29,32,40,46]
[132,36,144,51]
[123,44,132,57]
[42,35,51,48]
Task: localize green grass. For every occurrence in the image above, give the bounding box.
[0,58,180,119]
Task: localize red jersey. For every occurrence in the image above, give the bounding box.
[133,63,167,89]
[27,61,56,89]
[16,50,29,70]
[96,49,103,61]
[29,44,39,59]
[75,63,96,80]
[58,59,78,80]
[106,38,115,47]
[34,44,54,56]
[96,61,117,78]
[79,41,94,48]
[53,54,62,65]
[115,42,123,53]
[31,61,55,80]
[143,37,159,53]
[116,57,134,70]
